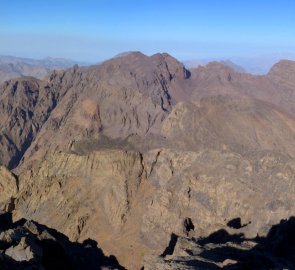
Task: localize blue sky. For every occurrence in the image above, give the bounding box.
[0,0,294,62]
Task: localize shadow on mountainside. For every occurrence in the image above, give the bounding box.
[194,217,295,269]
[153,217,295,269]
[0,212,125,270]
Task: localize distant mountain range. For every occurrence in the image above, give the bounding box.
[0,55,87,82]
[184,54,295,74]
[1,54,294,85]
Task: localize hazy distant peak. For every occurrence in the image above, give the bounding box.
[113,51,146,59]
[184,56,295,75]
[199,61,235,72]
[0,55,87,82]
[42,56,74,62]
[183,59,243,72]
[220,60,245,73]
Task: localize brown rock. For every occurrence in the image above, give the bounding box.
[0,166,18,211]
[0,53,295,269]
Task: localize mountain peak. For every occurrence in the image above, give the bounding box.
[151,52,190,79]
[205,61,235,71]
[269,59,295,74]
[268,59,295,87]
[112,51,147,59]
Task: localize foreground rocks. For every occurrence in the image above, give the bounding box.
[2,209,295,269]
[0,212,124,270]
[143,217,295,269]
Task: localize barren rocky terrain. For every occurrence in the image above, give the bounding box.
[1,52,295,269]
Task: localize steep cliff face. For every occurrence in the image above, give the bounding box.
[16,150,143,231]
[13,150,146,268]
[0,166,18,212]
[9,147,295,269]
[0,78,49,168]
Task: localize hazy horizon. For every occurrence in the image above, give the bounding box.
[1,0,294,63]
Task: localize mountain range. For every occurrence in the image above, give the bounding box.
[0,55,85,83]
[1,52,295,269]
[184,54,295,74]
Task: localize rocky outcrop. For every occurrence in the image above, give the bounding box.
[13,149,145,268]
[0,211,124,269]
[0,166,18,212]
[0,77,65,169]
[143,217,295,269]
[141,148,295,246]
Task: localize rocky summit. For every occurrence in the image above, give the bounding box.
[1,52,295,269]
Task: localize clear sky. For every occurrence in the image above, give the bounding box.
[0,0,294,62]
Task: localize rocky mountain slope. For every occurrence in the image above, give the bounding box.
[1,52,295,269]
